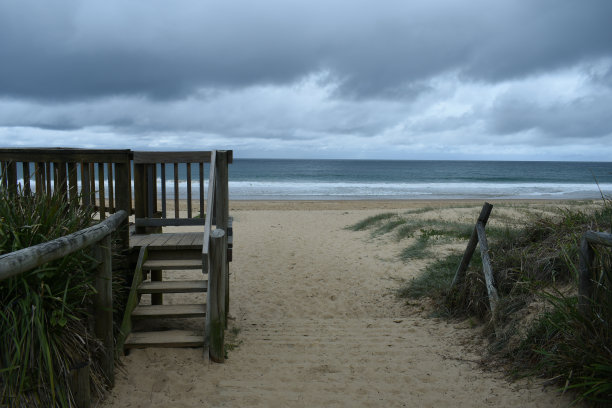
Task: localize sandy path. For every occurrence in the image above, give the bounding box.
[103,206,571,407]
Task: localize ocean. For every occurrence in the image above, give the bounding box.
[14,159,612,200]
[228,159,612,200]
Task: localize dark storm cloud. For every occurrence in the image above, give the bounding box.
[1,0,611,101]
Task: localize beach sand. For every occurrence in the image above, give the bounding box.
[102,200,582,407]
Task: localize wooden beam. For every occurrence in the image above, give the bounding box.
[133,151,212,164]
[0,148,131,163]
[476,221,499,314]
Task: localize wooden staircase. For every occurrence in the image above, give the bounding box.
[120,234,209,350]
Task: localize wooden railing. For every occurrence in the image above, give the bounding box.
[579,230,612,314]
[0,210,128,406]
[132,150,233,233]
[202,150,231,362]
[0,148,132,251]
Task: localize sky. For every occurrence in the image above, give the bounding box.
[1,1,612,160]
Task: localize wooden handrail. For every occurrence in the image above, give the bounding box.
[202,151,217,273]
[0,210,127,281]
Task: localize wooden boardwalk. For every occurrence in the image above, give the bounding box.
[131,232,203,250]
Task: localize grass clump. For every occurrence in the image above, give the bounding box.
[347,212,396,231]
[0,187,110,407]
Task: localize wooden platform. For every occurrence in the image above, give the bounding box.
[124,330,204,349]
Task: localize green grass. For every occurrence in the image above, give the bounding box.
[0,187,109,407]
[347,212,396,231]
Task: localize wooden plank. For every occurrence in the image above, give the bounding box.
[107,163,114,213]
[94,234,114,386]
[114,161,131,251]
[451,202,493,287]
[98,163,106,220]
[161,163,167,218]
[476,222,499,314]
[56,162,68,199]
[81,162,91,207]
[142,259,203,270]
[124,330,204,348]
[174,163,179,219]
[22,162,31,195]
[579,235,596,315]
[147,164,154,218]
[0,148,132,163]
[215,151,229,231]
[202,151,217,273]
[118,246,147,353]
[132,304,206,319]
[68,361,91,408]
[135,218,206,227]
[585,230,612,247]
[133,151,212,164]
[89,163,96,206]
[199,162,204,219]
[205,228,226,362]
[133,163,146,234]
[45,162,52,193]
[187,162,192,218]
[35,162,44,194]
[68,162,78,202]
[138,280,207,294]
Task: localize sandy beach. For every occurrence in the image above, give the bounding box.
[102,200,579,407]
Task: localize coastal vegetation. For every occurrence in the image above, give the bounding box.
[0,188,114,407]
[349,201,612,406]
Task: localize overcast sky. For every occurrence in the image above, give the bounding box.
[1,1,611,160]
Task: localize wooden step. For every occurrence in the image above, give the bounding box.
[138,280,207,294]
[142,259,203,270]
[132,304,206,319]
[124,330,204,349]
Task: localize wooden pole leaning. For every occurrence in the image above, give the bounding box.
[476,222,499,314]
[205,228,227,363]
[451,202,493,287]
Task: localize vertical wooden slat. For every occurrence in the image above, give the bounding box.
[45,162,52,193]
[56,162,68,199]
[152,164,158,216]
[1,162,7,189]
[81,162,91,207]
[107,163,114,213]
[6,161,17,195]
[579,236,595,315]
[161,163,167,218]
[35,162,44,194]
[68,163,78,202]
[186,163,192,218]
[173,163,179,219]
[94,235,114,386]
[199,162,204,219]
[114,161,131,252]
[215,152,229,231]
[146,164,154,218]
[89,163,96,206]
[98,163,106,220]
[22,162,31,195]
[69,362,91,408]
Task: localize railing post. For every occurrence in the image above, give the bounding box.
[94,234,114,386]
[215,151,230,323]
[114,160,131,253]
[205,228,227,363]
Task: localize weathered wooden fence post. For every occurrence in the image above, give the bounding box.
[451,202,493,287]
[94,234,115,386]
[476,222,499,314]
[69,361,91,408]
[215,151,230,325]
[205,228,227,363]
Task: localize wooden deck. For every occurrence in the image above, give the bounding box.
[130,232,203,250]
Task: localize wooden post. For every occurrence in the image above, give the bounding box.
[215,151,230,323]
[56,162,68,200]
[69,361,91,408]
[81,162,91,208]
[68,162,78,202]
[476,222,499,314]
[98,163,106,220]
[6,161,17,195]
[205,228,226,363]
[114,161,131,253]
[133,163,146,234]
[35,162,44,195]
[22,162,31,195]
[451,202,493,287]
[94,235,114,386]
[578,236,595,315]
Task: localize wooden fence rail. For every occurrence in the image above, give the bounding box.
[451,202,500,315]
[0,210,128,407]
[579,230,612,314]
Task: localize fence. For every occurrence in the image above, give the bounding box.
[579,230,612,314]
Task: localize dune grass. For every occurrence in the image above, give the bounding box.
[349,201,612,405]
[0,188,109,407]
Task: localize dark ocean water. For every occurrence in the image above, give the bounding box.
[227,159,612,200]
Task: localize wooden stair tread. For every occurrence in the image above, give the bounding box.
[138,280,207,294]
[124,330,204,348]
[132,304,206,319]
[142,259,203,270]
